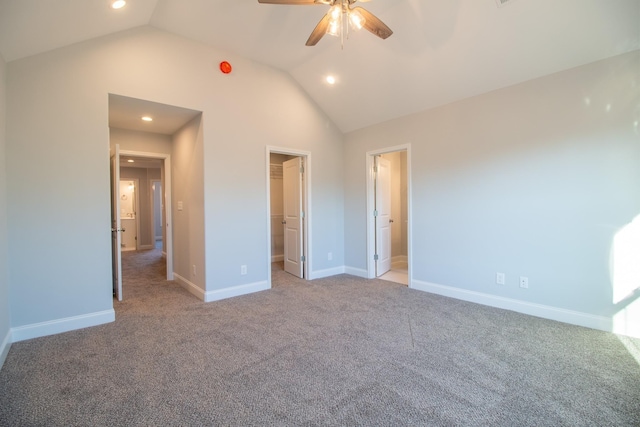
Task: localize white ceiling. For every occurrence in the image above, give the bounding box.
[1,0,638,133]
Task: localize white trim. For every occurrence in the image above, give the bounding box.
[11,310,115,343]
[175,274,269,303]
[204,281,270,303]
[345,266,369,278]
[138,244,154,250]
[0,328,11,369]
[266,146,312,288]
[174,272,205,300]
[310,266,345,280]
[271,254,284,263]
[366,145,413,287]
[412,279,613,332]
[391,255,408,269]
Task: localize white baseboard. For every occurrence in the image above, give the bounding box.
[204,281,270,302]
[344,266,369,278]
[391,256,408,269]
[174,273,206,300]
[412,279,613,333]
[174,274,270,303]
[139,244,154,250]
[0,328,11,369]
[271,254,284,263]
[11,309,116,343]
[310,266,345,280]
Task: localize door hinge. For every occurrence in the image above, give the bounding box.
[301,211,305,219]
[373,210,378,217]
[301,255,306,262]
[374,254,379,261]
[300,165,304,174]
[373,165,378,173]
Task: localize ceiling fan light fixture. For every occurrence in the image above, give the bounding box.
[348,9,366,31]
[329,4,341,20]
[325,4,342,37]
[257,0,392,47]
[326,19,341,37]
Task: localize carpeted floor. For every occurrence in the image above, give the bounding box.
[0,248,639,426]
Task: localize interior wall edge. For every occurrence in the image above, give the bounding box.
[0,329,11,370]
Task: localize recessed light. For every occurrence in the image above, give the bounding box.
[326,75,336,85]
[141,116,153,122]
[111,0,126,9]
[127,159,134,163]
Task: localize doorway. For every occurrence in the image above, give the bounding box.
[267,147,311,287]
[110,148,174,300]
[367,145,412,286]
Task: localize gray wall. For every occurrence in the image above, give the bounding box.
[110,127,172,155]
[0,53,11,366]
[344,51,640,334]
[172,115,205,292]
[5,27,344,330]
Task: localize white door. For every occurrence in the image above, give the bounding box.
[110,145,123,300]
[119,179,138,251]
[283,157,304,278]
[375,156,392,276]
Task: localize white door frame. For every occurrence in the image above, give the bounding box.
[366,144,413,287]
[120,149,174,280]
[110,145,123,300]
[150,178,163,246]
[266,146,312,287]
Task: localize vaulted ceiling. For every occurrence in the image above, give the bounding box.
[1,0,638,132]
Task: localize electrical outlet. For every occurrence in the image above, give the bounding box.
[520,276,529,289]
[496,272,505,285]
[241,265,247,275]
[328,252,333,261]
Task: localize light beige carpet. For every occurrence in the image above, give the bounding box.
[1,248,639,426]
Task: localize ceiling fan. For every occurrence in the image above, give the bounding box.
[257,0,393,47]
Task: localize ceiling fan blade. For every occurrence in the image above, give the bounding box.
[305,13,332,46]
[353,6,393,40]
[258,0,317,4]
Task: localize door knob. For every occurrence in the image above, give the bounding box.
[389,219,394,223]
[282,220,286,225]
